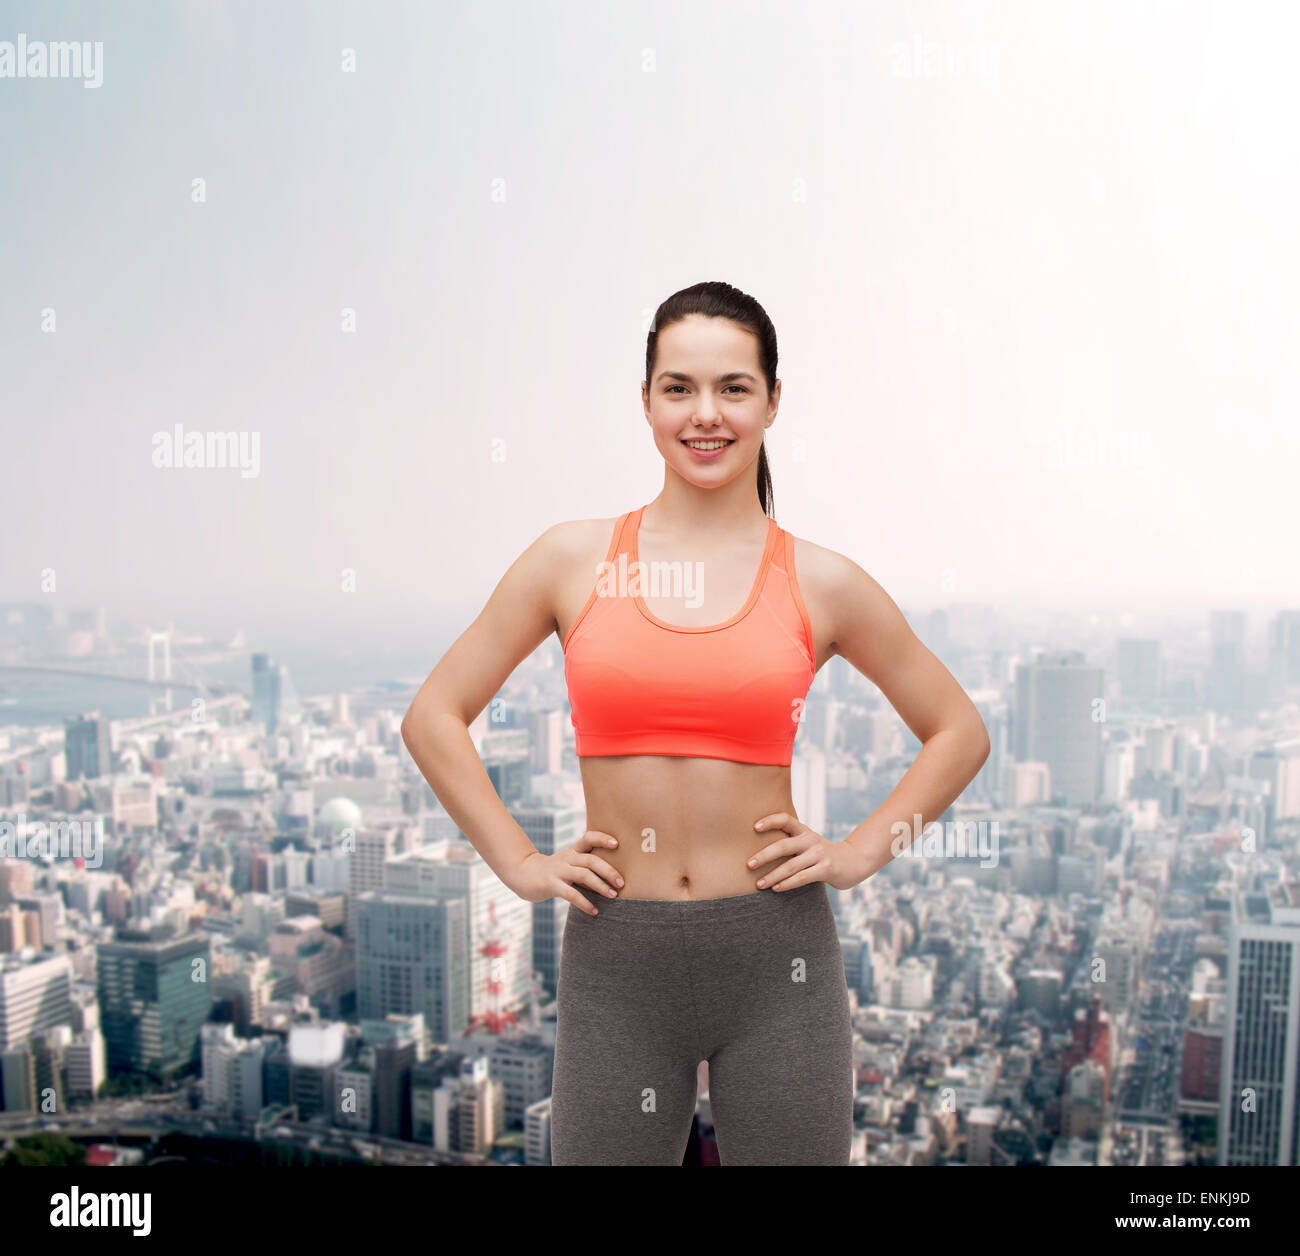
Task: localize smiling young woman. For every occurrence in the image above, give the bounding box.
[401,280,990,1165]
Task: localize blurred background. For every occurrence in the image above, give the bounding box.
[0,0,1296,1169]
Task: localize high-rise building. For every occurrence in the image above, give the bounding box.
[1208,610,1248,715]
[63,1027,107,1101]
[800,693,840,755]
[965,693,1004,803]
[1115,638,1160,702]
[354,892,470,1042]
[410,1048,470,1143]
[790,744,827,836]
[0,954,74,1051]
[1266,611,1300,688]
[1181,992,1224,1109]
[344,823,408,940]
[64,712,111,780]
[1246,740,1300,824]
[200,1022,266,1118]
[433,1052,505,1155]
[1091,937,1137,1018]
[334,1049,375,1130]
[524,1095,553,1165]
[1219,882,1300,1165]
[96,927,211,1081]
[529,710,564,775]
[251,653,280,732]
[0,861,34,907]
[825,653,856,700]
[482,738,532,808]
[356,1016,424,1140]
[251,652,299,733]
[510,806,582,994]
[1,1044,37,1111]
[1012,651,1103,806]
[287,1021,345,1120]
[383,845,534,1033]
[487,1032,554,1128]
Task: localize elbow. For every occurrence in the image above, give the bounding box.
[401,699,462,750]
[400,701,424,749]
[944,710,989,771]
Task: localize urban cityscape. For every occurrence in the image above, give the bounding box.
[1,596,1297,1168]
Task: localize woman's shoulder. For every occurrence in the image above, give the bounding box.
[532,511,629,569]
[783,527,859,591]
[784,527,895,631]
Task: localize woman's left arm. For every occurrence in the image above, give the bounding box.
[827,548,991,879]
[747,544,991,891]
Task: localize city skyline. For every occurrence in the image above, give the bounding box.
[2,575,1299,1168]
[3,0,1299,1185]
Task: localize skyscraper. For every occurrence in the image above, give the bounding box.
[251,651,300,733]
[251,652,281,733]
[1115,638,1160,703]
[354,892,470,1042]
[1219,882,1300,1165]
[1208,610,1248,715]
[1267,611,1300,689]
[0,954,74,1051]
[510,805,583,994]
[96,926,212,1082]
[383,845,533,1033]
[1011,651,1103,806]
[64,712,111,780]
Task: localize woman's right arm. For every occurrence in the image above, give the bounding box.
[399,522,622,913]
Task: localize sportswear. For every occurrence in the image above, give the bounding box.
[562,504,816,765]
[550,879,853,1165]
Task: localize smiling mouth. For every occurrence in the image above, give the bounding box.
[681,438,735,451]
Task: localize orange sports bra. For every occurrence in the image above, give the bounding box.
[562,504,817,766]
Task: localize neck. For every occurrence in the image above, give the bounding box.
[645,476,768,539]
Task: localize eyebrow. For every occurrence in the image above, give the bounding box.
[654,371,758,385]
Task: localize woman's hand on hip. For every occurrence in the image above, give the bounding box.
[746,813,869,892]
[505,831,624,915]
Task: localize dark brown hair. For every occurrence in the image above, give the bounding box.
[645,281,778,516]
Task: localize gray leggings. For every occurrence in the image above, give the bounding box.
[550,880,853,1166]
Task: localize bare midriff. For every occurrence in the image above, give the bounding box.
[578,753,799,900]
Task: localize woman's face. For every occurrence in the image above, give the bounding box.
[642,314,780,489]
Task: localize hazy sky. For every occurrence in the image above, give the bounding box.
[2,0,1297,654]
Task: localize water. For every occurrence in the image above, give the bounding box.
[0,644,442,730]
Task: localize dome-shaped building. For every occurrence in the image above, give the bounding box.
[316,796,362,837]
